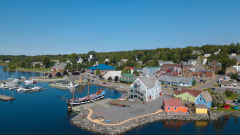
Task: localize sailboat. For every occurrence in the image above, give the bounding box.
[58,79,105,109]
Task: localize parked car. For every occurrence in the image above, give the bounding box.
[93,76,96,78]
[103,82,107,84]
[212,88,215,90]
[232,90,235,93]
[235,91,240,94]
[165,86,168,88]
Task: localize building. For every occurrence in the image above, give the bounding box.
[218,75,231,83]
[159,61,174,66]
[195,104,208,114]
[214,49,220,55]
[226,66,237,75]
[233,66,240,72]
[133,68,143,76]
[104,58,110,62]
[204,54,211,57]
[179,77,194,87]
[142,66,162,76]
[118,59,128,66]
[119,73,137,83]
[77,58,83,64]
[191,70,214,78]
[162,64,182,74]
[173,89,202,102]
[163,98,188,113]
[195,91,212,108]
[188,59,197,66]
[103,71,121,80]
[202,58,207,65]
[129,76,161,102]
[221,81,240,89]
[51,63,67,71]
[183,69,191,77]
[125,67,134,74]
[154,67,180,77]
[158,75,182,86]
[207,60,221,72]
[192,50,201,55]
[86,64,116,75]
[229,53,240,65]
[182,62,194,71]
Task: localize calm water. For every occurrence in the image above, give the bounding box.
[1,66,240,135]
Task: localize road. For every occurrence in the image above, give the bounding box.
[195,56,204,71]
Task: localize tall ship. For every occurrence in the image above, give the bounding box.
[58,79,105,109]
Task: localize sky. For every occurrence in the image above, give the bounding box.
[0,0,240,55]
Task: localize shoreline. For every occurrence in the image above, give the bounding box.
[3,68,50,73]
[71,109,240,135]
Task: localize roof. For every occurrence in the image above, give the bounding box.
[201,91,212,103]
[229,55,240,62]
[138,76,158,88]
[146,66,162,69]
[221,81,240,85]
[125,67,133,70]
[173,89,202,97]
[159,61,173,65]
[195,104,208,109]
[51,63,67,69]
[121,73,135,78]
[158,75,182,82]
[86,64,116,70]
[183,62,192,65]
[179,77,193,83]
[154,68,168,74]
[119,73,136,82]
[103,71,121,78]
[162,64,182,68]
[164,98,186,107]
[208,61,221,66]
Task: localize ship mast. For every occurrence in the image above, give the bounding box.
[88,77,90,100]
[73,82,74,101]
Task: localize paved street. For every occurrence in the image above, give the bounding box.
[195,56,204,71]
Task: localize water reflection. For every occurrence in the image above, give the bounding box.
[163,121,187,130]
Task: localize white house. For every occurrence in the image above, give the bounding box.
[103,71,121,80]
[129,76,161,102]
[204,54,211,57]
[233,66,240,72]
[104,58,110,62]
[188,59,197,66]
[214,49,220,55]
[202,58,207,65]
[77,58,83,64]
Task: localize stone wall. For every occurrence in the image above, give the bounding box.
[71,109,240,135]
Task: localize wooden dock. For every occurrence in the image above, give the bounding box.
[0,94,15,101]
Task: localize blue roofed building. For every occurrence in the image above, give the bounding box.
[86,64,116,75]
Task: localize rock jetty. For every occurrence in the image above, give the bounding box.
[71,109,240,135]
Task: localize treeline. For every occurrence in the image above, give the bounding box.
[1,43,240,72]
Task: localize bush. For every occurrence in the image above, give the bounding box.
[225,89,233,97]
[9,65,16,69]
[3,66,7,69]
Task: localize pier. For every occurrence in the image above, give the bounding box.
[0,94,15,101]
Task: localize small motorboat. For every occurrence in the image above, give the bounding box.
[31,85,42,90]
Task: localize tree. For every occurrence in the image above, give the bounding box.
[230,73,239,81]
[133,70,139,76]
[42,57,51,68]
[212,90,226,107]
[3,66,6,69]
[35,63,40,68]
[121,68,131,75]
[9,65,16,69]
[108,77,112,82]
[99,74,102,79]
[225,89,233,97]
[56,72,62,77]
[64,62,72,71]
[114,76,119,82]
[192,79,196,85]
[48,74,52,78]
[96,68,100,75]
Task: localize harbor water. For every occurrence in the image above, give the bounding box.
[1,66,240,135]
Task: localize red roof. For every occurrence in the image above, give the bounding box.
[125,67,133,70]
[164,98,185,107]
[173,89,202,97]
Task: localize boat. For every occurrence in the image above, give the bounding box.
[16,86,30,92]
[67,82,79,89]
[21,76,26,79]
[31,85,42,90]
[58,80,105,109]
[13,78,21,83]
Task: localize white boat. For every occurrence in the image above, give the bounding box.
[9,86,19,90]
[24,80,34,83]
[31,85,42,90]
[13,78,21,83]
[21,76,26,79]
[67,82,79,89]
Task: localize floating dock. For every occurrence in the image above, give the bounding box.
[0,94,15,101]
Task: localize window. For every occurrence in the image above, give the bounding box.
[174,107,177,111]
[187,96,189,99]
[200,97,202,101]
[168,107,170,110]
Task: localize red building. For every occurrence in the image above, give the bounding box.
[154,67,180,77]
[163,98,188,113]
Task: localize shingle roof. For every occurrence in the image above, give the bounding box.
[139,76,158,88]
[158,75,182,82]
[195,104,208,109]
[121,73,135,78]
[164,98,186,107]
[162,64,182,68]
[229,55,240,62]
[201,91,212,103]
[86,64,116,70]
[173,89,202,97]
[179,77,193,83]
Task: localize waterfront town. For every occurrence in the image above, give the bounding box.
[2,45,240,134]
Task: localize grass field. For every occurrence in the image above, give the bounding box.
[211,105,240,111]
[16,68,51,72]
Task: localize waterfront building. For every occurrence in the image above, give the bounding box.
[142,66,162,76]
[103,71,121,80]
[195,91,212,108]
[129,76,161,102]
[173,89,202,102]
[51,63,67,71]
[119,73,137,83]
[195,104,208,114]
[154,67,180,77]
[163,98,188,113]
[86,64,116,75]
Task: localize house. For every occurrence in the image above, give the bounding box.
[204,54,211,57]
[103,71,121,80]
[183,69,191,77]
[159,61,174,66]
[32,62,43,68]
[142,66,162,76]
[229,53,240,65]
[192,50,201,55]
[163,98,188,113]
[77,58,83,64]
[104,58,110,62]
[202,58,207,65]
[119,73,137,83]
[133,68,143,76]
[221,81,240,89]
[118,59,128,66]
[195,104,208,114]
[182,62,194,71]
[158,75,182,86]
[218,75,231,83]
[137,61,143,66]
[214,49,220,55]
[207,60,221,72]
[233,66,240,72]
[188,59,197,66]
[88,54,93,62]
[195,91,212,108]
[51,63,67,71]
[191,70,214,78]
[173,89,202,102]
[86,64,116,75]
[226,66,237,75]
[179,77,194,87]
[154,67,180,77]
[129,76,161,102]
[162,64,182,74]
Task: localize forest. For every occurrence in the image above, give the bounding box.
[1,43,239,73]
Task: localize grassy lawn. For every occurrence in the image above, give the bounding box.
[210,105,240,111]
[17,68,51,72]
[226,93,240,100]
[187,84,200,88]
[213,83,220,87]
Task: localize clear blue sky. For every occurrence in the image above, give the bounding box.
[1,0,240,55]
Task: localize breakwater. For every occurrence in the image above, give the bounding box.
[71,109,240,135]
[90,82,129,92]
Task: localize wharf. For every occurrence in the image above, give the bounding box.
[49,83,87,90]
[0,94,15,101]
[72,98,112,112]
